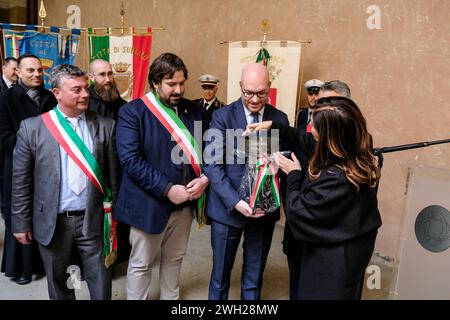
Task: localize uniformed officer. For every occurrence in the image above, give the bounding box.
[295,79,324,132]
[193,74,224,124]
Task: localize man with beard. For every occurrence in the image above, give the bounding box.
[87,59,130,268]
[0,54,56,285]
[114,52,209,300]
[88,59,126,121]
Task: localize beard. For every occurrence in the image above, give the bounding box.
[160,94,182,107]
[156,87,183,107]
[94,80,120,103]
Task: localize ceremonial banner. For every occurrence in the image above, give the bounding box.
[4,28,80,89]
[88,29,153,101]
[227,41,302,125]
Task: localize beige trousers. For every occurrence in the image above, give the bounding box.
[126,207,194,300]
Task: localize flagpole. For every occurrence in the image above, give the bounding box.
[0,23,165,34]
[39,0,47,32]
[294,41,309,128]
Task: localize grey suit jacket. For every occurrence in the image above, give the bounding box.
[11,110,120,246]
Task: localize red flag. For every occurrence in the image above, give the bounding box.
[132,28,153,99]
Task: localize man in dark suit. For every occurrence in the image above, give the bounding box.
[88,59,130,267]
[114,53,209,300]
[0,54,55,285]
[11,64,120,300]
[204,62,289,300]
[0,57,18,220]
[88,59,127,121]
[0,57,18,91]
[193,74,224,124]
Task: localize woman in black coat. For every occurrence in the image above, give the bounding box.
[247,97,382,299]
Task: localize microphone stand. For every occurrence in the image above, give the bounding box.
[373,138,450,169]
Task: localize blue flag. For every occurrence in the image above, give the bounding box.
[19,29,80,89]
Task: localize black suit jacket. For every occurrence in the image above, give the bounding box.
[0,76,9,93]
[193,97,224,124]
[285,167,381,299]
[87,86,127,121]
[0,84,56,227]
[296,107,309,131]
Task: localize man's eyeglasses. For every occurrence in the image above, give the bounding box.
[241,88,269,99]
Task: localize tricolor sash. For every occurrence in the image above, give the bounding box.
[249,158,281,210]
[41,107,117,268]
[141,91,207,228]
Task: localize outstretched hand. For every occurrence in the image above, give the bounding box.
[273,152,301,175]
[242,120,273,136]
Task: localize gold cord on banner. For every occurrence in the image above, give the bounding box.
[120,2,125,35]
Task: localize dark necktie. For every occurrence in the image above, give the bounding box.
[204,102,209,110]
[251,112,259,124]
[27,89,41,107]
[306,111,312,133]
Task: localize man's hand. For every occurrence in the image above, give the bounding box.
[234,200,265,218]
[14,231,32,245]
[186,175,209,200]
[242,120,273,136]
[167,184,191,204]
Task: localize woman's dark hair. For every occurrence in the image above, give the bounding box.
[147,52,188,89]
[308,96,380,191]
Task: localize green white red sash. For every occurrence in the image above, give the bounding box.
[141,91,206,227]
[41,107,117,268]
[249,158,281,210]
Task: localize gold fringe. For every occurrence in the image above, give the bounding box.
[104,250,117,269]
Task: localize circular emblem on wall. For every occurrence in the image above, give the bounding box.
[415,205,450,253]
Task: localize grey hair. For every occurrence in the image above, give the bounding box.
[321,80,351,98]
[50,64,86,89]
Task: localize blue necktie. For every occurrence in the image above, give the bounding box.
[251,112,259,124]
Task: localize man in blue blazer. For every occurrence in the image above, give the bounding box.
[114,53,209,300]
[204,63,289,300]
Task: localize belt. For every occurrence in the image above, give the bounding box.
[59,210,85,217]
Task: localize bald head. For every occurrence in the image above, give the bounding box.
[89,59,110,73]
[240,62,270,85]
[240,63,271,112]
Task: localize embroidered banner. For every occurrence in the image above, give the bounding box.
[227,41,302,125]
[88,29,153,101]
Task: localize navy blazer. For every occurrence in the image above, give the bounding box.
[114,96,206,234]
[204,99,289,228]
